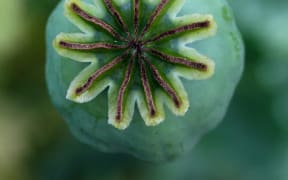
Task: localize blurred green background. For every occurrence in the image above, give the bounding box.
[0,0,287,179]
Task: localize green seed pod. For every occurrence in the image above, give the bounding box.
[46,0,244,162]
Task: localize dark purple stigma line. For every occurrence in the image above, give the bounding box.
[139,0,169,38]
[141,56,181,108]
[139,58,157,117]
[75,50,130,95]
[143,20,210,44]
[115,54,135,122]
[71,3,127,42]
[144,48,208,71]
[59,41,128,50]
[103,0,131,39]
[133,0,140,36]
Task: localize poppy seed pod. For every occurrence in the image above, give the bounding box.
[46,0,244,162]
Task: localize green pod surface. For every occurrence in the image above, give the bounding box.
[46,0,244,162]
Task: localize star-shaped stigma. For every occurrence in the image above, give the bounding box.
[54,0,217,129]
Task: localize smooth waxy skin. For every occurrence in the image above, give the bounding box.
[46,0,244,162]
